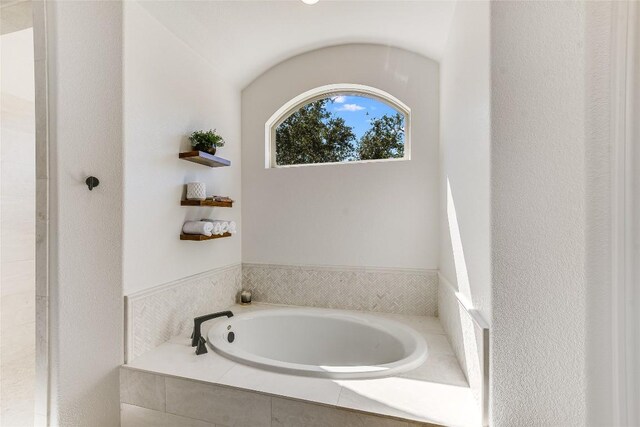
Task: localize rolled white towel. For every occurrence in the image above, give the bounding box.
[182,221,213,237]
[211,222,224,236]
[202,220,229,234]
[201,219,233,235]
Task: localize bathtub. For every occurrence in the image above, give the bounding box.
[207,307,428,379]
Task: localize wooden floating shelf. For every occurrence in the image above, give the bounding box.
[181,199,233,208]
[179,151,231,168]
[180,232,232,241]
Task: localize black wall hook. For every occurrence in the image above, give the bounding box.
[85,176,99,191]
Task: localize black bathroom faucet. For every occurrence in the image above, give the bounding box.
[191,310,234,355]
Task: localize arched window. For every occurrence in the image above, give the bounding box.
[265,84,411,168]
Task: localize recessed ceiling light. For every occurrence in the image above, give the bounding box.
[301,0,319,5]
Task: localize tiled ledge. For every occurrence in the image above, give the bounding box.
[121,303,481,427]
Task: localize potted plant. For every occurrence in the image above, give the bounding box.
[189,129,225,155]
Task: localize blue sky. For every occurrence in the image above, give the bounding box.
[329,95,404,141]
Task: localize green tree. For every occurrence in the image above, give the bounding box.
[357,113,405,160]
[275,99,356,165]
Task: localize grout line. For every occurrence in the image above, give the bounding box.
[162,375,166,413]
[211,360,239,385]
[123,402,216,425]
[336,385,345,406]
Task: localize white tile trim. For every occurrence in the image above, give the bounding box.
[438,273,489,426]
[242,262,437,274]
[126,263,241,300]
[438,273,489,330]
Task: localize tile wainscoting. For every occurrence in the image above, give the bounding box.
[243,263,438,316]
[120,369,439,427]
[125,264,242,362]
[437,274,489,426]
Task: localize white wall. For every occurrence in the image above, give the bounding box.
[437,1,490,419]
[439,2,623,425]
[584,3,615,425]
[439,1,491,318]
[46,1,123,425]
[631,5,640,423]
[584,3,640,425]
[134,1,455,89]
[490,2,589,425]
[1,27,34,99]
[122,1,241,295]
[1,28,35,296]
[242,44,439,269]
[1,27,36,427]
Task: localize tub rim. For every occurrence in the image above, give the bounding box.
[206,306,428,379]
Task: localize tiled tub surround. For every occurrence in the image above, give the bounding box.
[242,264,438,316]
[121,303,481,427]
[125,264,242,361]
[126,264,439,363]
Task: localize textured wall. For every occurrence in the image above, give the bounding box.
[491,2,587,425]
[46,1,123,425]
[242,44,439,270]
[122,1,241,295]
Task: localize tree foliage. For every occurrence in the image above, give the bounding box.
[275,99,356,165]
[357,113,405,161]
[275,98,405,165]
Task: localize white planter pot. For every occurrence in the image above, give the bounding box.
[186,182,206,200]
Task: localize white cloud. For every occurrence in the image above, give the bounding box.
[336,103,365,112]
[331,95,347,103]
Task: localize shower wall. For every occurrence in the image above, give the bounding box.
[0,27,36,427]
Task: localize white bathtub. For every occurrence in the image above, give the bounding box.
[207,307,428,379]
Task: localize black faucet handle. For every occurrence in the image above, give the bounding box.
[195,336,208,355]
[191,310,234,347]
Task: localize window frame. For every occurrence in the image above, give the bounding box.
[265,83,412,168]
